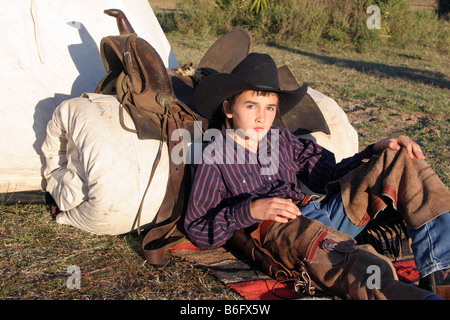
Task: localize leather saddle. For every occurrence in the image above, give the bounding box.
[96,9,204,141]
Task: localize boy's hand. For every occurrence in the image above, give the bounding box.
[373,135,425,160]
[250,197,301,223]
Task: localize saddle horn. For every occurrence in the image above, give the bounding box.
[104,9,136,35]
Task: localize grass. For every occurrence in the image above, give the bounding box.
[0,204,241,300]
[157,0,449,54]
[1,5,449,300]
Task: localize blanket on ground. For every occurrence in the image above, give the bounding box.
[169,239,419,300]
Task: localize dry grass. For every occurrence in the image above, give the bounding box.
[0,204,241,300]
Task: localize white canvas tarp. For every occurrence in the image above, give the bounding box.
[0,0,178,196]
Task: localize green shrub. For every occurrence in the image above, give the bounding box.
[157,0,449,53]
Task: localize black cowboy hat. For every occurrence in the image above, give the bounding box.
[274,65,330,136]
[194,53,308,120]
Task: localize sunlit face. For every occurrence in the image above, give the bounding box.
[223,90,279,145]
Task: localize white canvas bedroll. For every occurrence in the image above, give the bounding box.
[0,0,177,197]
[42,93,170,235]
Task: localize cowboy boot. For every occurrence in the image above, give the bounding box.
[264,215,432,300]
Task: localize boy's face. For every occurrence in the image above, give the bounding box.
[223,90,279,142]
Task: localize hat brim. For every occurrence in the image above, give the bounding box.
[273,65,331,135]
[194,72,308,120]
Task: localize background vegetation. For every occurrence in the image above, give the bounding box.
[158,0,449,53]
[1,0,448,300]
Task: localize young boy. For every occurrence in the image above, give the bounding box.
[185,53,450,299]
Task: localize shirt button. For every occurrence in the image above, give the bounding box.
[268,177,272,181]
[242,179,246,184]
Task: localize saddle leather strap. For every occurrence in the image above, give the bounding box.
[135,105,170,234]
[141,107,191,268]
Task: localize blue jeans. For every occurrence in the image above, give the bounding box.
[301,193,450,277]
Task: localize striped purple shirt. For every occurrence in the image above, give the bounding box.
[185,126,373,248]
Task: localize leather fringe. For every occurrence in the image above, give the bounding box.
[355,208,410,259]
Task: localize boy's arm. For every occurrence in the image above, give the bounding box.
[294,135,374,193]
[184,163,258,249]
[373,135,425,160]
